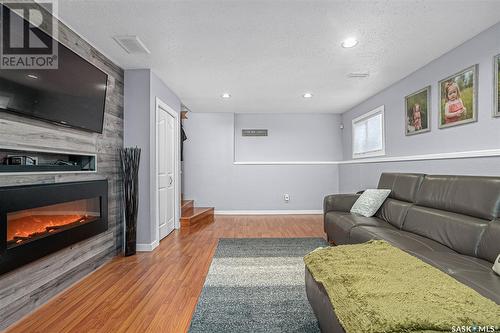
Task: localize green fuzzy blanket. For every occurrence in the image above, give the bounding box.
[304,241,500,333]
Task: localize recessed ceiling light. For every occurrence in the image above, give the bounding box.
[348,72,370,78]
[221,93,231,99]
[303,93,313,99]
[341,37,358,48]
[26,74,38,79]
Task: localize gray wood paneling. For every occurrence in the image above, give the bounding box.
[0,3,124,329]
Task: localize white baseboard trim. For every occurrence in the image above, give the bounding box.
[215,210,322,215]
[136,239,159,252]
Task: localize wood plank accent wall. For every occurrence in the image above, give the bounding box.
[0,4,124,330]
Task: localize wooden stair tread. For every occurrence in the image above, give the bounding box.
[181,207,213,219]
[181,200,194,215]
[181,200,194,208]
[180,207,214,227]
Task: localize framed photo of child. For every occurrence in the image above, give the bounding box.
[494,54,500,117]
[405,86,430,135]
[438,65,478,128]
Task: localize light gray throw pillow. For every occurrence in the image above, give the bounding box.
[350,189,391,217]
[493,254,500,276]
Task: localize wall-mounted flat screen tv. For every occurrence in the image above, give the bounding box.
[0,6,108,133]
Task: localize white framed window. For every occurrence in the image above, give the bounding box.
[352,105,385,159]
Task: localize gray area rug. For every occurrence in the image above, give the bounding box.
[189,238,327,333]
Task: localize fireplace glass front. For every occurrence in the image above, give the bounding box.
[7,198,101,249]
[0,180,108,275]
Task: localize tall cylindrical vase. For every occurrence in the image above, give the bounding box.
[119,147,141,256]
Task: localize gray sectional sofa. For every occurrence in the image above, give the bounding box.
[306,173,500,333]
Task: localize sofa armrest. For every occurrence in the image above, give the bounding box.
[323,194,360,214]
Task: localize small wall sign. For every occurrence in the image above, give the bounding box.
[242,129,268,137]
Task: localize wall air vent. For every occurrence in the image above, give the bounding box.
[348,72,370,78]
[113,35,151,54]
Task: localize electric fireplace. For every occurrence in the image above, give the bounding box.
[0,180,108,275]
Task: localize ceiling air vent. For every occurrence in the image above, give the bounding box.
[348,72,370,78]
[113,35,151,54]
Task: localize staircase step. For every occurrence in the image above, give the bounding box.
[180,207,214,228]
[181,200,194,215]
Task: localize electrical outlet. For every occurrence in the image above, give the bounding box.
[284,194,290,202]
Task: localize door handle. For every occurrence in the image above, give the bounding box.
[169,176,173,185]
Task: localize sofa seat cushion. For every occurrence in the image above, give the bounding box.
[407,250,492,273]
[349,226,455,253]
[305,267,345,333]
[405,250,500,304]
[451,270,500,304]
[305,241,500,332]
[325,213,395,245]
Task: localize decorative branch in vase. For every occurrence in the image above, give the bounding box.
[119,147,141,256]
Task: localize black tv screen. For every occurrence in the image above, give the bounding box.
[0,9,108,133]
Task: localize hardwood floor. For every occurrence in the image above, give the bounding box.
[7,214,324,333]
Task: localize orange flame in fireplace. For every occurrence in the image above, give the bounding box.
[7,215,92,245]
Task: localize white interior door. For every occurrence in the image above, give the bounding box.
[157,107,175,240]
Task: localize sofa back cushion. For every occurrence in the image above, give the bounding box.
[415,175,500,220]
[477,220,500,263]
[377,173,425,203]
[375,199,412,229]
[403,206,489,256]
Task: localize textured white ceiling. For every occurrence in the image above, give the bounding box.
[57,0,500,114]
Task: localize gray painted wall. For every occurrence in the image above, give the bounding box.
[124,69,150,244]
[124,69,181,245]
[235,113,342,162]
[339,156,500,193]
[342,22,500,159]
[183,113,339,211]
[339,22,500,192]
